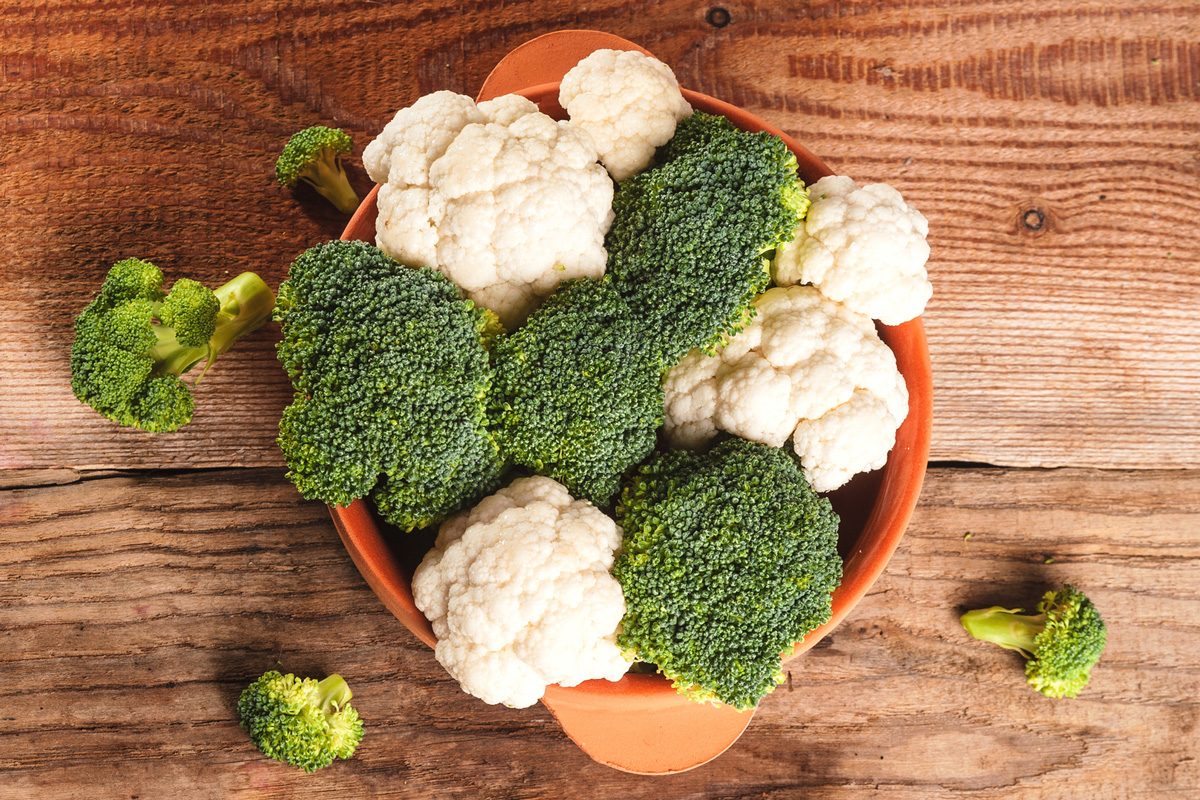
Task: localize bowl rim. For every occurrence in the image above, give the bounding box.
[331,84,932,703]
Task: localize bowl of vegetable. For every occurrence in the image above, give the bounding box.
[327,30,932,775]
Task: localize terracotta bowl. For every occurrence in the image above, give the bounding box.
[332,30,932,775]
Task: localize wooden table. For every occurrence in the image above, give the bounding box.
[2,2,1197,797]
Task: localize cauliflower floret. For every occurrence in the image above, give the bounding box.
[412,476,632,709]
[375,183,439,268]
[363,91,489,186]
[662,285,909,491]
[365,92,613,327]
[773,176,932,325]
[792,385,907,492]
[560,49,692,182]
[660,350,720,449]
[476,93,542,126]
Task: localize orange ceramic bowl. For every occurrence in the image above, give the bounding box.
[332,30,932,775]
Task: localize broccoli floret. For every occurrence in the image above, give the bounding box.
[274,240,504,531]
[961,585,1107,698]
[275,126,360,214]
[237,670,364,772]
[70,259,275,432]
[614,438,842,710]
[605,112,808,363]
[159,278,220,346]
[489,279,664,505]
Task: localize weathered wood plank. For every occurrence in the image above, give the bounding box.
[0,1,1197,472]
[1,466,1195,797]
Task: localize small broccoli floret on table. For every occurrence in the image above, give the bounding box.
[274,240,505,531]
[961,585,1107,698]
[275,126,360,214]
[606,112,809,363]
[614,438,842,710]
[489,278,664,505]
[70,258,275,432]
[237,670,364,772]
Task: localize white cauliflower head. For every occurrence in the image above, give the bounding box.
[559,49,692,182]
[662,285,909,492]
[411,476,632,709]
[365,92,614,327]
[773,176,932,325]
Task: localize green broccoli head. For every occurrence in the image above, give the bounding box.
[98,256,165,305]
[159,278,219,346]
[274,240,505,531]
[237,670,364,772]
[961,585,1107,698]
[489,278,664,505]
[275,126,360,214]
[606,112,808,363]
[614,438,842,710]
[70,259,274,432]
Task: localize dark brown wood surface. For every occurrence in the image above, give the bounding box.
[1,1,1198,797]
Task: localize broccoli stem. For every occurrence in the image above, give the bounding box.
[150,272,275,377]
[315,674,353,713]
[960,607,1045,657]
[301,157,360,214]
[210,272,277,355]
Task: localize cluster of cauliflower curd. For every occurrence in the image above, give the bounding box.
[363,49,931,709]
[662,174,930,492]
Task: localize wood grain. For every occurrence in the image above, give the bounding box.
[1,1,1197,472]
[2,4,1197,793]
[0,465,1196,798]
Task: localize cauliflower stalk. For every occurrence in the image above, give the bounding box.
[412,476,633,708]
[774,175,932,325]
[363,91,614,328]
[560,49,692,182]
[663,285,909,492]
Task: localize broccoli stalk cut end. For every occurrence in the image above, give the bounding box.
[315,674,352,713]
[315,675,360,758]
[209,272,278,363]
[961,585,1107,699]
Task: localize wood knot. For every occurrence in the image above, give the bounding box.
[706,7,731,28]
[1021,207,1046,232]
[1014,200,1057,237]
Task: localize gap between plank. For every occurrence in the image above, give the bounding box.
[0,459,1176,493]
